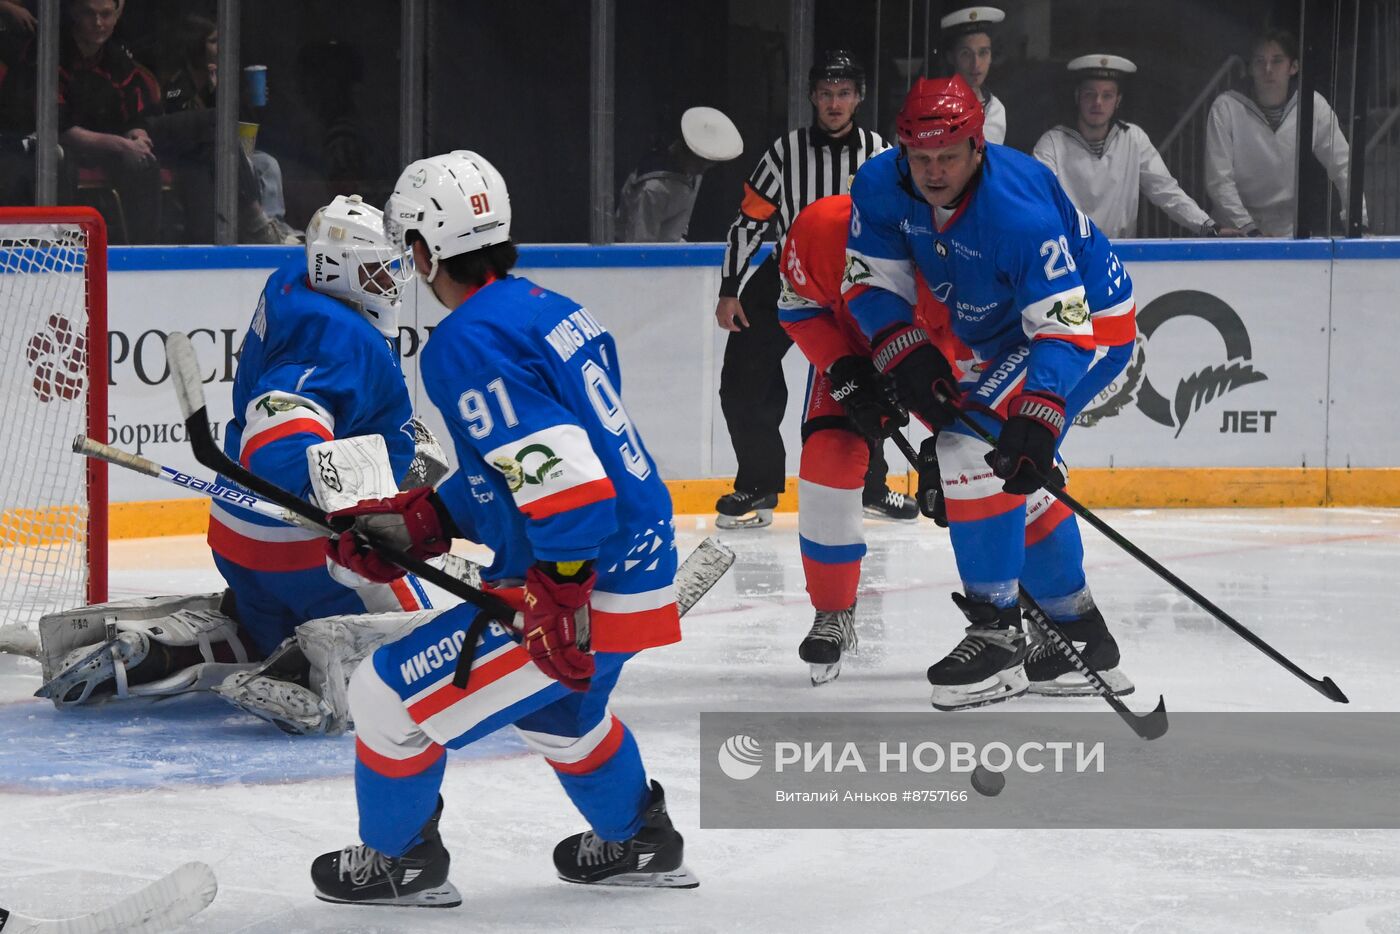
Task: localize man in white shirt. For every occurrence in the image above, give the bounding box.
[1205,28,1364,237]
[941,6,1007,145]
[616,107,743,242]
[1034,55,1241,239]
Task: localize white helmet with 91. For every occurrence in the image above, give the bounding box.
[383,150,511,284]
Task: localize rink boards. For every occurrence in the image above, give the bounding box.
[86,238,1400,533]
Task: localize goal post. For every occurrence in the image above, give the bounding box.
[0,206,108,634]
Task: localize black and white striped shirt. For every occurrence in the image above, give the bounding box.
[719,125,887,297]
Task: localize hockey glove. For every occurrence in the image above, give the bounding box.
[985,391,1066,496]
[915,434,947,527]
[827,355,908,440]
[871,323,960,429]
[325,486,452,583]
[522,561,597,692]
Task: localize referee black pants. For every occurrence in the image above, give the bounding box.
[718,255,890,497]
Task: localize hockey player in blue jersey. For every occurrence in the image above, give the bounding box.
[204,194,435,732]
[844,76,1137,709]
[310,151,695,907]
[38,195,435,732]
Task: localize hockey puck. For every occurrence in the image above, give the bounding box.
[970,765,1005,797]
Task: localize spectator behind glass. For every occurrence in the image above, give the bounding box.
[1033,54,1240,239]
[940,6,1006,145]
[1204,28,1366,237]
[0,0,41,203]
[616,106,742,242]
[159,14,293,236]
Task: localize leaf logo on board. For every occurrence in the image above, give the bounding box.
[1074,290,1267,436]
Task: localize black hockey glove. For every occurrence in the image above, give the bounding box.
[985,391,1066,496]
[827,355,907,440]
[915,434,947,527]
[871,323,960,429]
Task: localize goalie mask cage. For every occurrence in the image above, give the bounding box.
[0,206,108,632]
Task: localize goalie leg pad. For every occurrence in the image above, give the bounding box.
[296,609,441,734]
[37,592,226,682]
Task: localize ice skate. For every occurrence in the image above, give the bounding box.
[714,490,777,530]
[35,631,150,707]
[798,605,858,685]
[213,670,334,735]
[312,797,461,907]
[1025,606,1135,697]
[553,781,698,888]
[862,487,918,521]
[927,593,1028,710]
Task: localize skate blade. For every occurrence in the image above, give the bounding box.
[715,509,773,530]
[559,866,700,889]
[808,661,842,686]
[930,665,1029,711]
[314,882,463,908]
[862,505,917,522]
[1028,666,1135,697]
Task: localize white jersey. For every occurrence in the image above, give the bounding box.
[981,90,1007,145]
[1033,120,1211,239]
[1204,89,1364,236]
[616,169,701,242]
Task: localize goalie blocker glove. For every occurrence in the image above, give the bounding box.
[986,391,1066,496]
[326,487,454,583]
[827,355,907,440]
[871,323,960,429]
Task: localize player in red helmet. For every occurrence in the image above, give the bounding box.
[841,76,1139,709]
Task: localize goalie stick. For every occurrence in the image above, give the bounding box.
[70,436,483,589]
[0,861,217,934]
[933,394,1348,704]
[888,429,1168,740]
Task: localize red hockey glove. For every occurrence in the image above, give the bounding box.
[871,323,960,429]
[521,561,597,692]
[985,391,1066,495]
[325,486,451,583]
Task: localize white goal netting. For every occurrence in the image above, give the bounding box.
[0,217,103,637]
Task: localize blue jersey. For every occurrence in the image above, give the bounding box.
[208,261,428,655]
[845,144,1134,400]
[426,276,679,654]
[210,260,416,574]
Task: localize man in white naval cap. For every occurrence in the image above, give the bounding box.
[940,5,1007,145]
[616,106,743,242]
[1033,54,1242,239]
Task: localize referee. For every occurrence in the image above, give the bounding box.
[713,49,914,529]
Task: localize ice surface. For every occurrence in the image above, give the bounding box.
[2,510,1398,932]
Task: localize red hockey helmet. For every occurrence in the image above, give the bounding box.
[895,75,986,150]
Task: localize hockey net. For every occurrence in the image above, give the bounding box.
[0,207,107,643]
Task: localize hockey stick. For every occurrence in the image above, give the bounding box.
[162,332,515,624]
[71,435,484,589]
[0,861,217,933]
[937,398,1348,704]
[889,429,1168,739]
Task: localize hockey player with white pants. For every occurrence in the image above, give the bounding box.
[844,76,1138,710]
[311,151,695,907]
[38,195,439,735]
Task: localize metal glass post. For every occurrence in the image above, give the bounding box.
[34,0,59,205]
[589,0,615,244]
[214,0,240,244]
[788,0,815,131]
[400,0,427,169]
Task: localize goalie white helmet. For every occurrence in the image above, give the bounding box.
[305,194,414,337]
[384,150,511,283]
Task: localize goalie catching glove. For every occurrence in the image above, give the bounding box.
[522,561,597,692]
[325,486,453,583]
[986,391,1066,495]
[827,355,907,440]
[871,323,960,429]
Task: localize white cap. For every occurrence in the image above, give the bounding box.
[940,6,1005,36]
[681,107,743,162]
[1067,54,1138,80]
